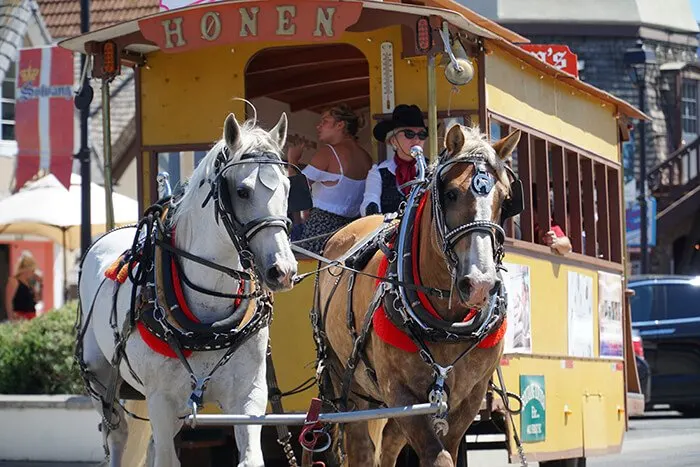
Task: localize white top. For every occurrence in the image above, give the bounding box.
[302,144,366,218]
[360,158,397,216]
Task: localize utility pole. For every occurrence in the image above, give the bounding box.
[78,0,91,258]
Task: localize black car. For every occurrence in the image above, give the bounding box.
[629,275,700,416]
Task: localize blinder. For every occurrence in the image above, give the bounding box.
[208,148,293,271]
[500,165,524,224]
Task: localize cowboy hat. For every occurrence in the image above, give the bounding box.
[372,104,427,142]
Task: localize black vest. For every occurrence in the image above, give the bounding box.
[379,167,406,214]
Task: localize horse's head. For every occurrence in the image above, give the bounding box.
[216,112,297,291]
[432,124,521,308]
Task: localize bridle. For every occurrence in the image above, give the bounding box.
[431,155,507,272]
[202,145,294,273]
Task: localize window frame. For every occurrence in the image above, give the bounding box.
[488,111,624,269]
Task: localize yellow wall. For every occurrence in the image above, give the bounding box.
[501,355,625,459]
[139,26,479,158]
[485,48,620,161]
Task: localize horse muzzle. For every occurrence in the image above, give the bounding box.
[263,260,297,291]
[456,273,496,308]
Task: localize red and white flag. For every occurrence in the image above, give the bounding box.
[15,46,74,191]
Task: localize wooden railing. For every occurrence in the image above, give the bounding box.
[648,137,700,210]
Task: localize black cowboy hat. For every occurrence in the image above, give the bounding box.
[373,104,427,142]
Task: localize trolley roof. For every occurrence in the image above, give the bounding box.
[58,0,649,121]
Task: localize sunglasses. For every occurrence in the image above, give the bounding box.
[397,129,429,141]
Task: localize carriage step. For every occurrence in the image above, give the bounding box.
[119,382,145,400]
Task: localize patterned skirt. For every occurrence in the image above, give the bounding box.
[294,208,356,255]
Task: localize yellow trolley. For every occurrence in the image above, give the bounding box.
[60,0,646,464]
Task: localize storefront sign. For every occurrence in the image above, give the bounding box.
[520,44,579,78]
[14,46,74,190]
[140,1,364,53]
[520,375,546,443]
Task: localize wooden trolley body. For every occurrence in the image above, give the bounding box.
[60,1,646,464]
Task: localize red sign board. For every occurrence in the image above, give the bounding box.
[15,46,74,190]
[520,44,579,78]
[139,1,364,54]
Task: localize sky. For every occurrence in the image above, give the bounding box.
[692,0,700,21]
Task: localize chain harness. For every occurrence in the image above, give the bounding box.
[309,146,525,464]
[75,146,300,462]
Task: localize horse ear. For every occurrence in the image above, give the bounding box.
[492,130,521,161]
[269,112,288,149]
[445,124,465,157]
[224,113,241,148]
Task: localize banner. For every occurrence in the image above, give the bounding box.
[598,271,624,359]
[567,272,594,357]
[14,46,74,190]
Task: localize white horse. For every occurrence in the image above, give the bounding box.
[77,112,297,467]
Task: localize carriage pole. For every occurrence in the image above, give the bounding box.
[101,79,115,230]
[185,402,447,427]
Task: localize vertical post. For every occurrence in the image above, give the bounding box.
[101,80,115,230]
[639,84,649,273]
[79,0,91,258]
[427,54,438,160]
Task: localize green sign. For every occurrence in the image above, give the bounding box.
[520,375,546,443]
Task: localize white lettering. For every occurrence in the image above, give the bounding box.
[313,7,335,37]
[276,6,296,36]
[162,17,186,48]
[200,11,221,41]
[240,7,259,37]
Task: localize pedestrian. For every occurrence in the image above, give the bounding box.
[4,251,42,321]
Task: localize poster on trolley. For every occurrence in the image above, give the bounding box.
[567,271,594,358]
[598,271,624,359]
[503,262,531,353]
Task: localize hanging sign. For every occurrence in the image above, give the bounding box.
[520,44,579,78]
[520,375,546,443]
[14,46,74,191]
[140,1,364,54]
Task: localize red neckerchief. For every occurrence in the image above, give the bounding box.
[394,154,417,195]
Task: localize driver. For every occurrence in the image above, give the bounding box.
[360,104,428,215]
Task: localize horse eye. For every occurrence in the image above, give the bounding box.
[445,190,458,203]
[236,187,250,199]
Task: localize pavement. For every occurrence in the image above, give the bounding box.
[2,411,699,466]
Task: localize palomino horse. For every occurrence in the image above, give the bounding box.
[315,124,521,466]
[77,113,297,467]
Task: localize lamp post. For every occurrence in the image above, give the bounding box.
[624,40,656,274]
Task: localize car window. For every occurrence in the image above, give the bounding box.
[630,284,657,322]
[659,283,700,320]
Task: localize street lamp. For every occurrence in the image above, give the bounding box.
[624,40,656,274]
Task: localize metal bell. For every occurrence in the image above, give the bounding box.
[445,58,474,86]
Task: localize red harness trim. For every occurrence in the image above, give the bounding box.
[135,231,243,359]
[372,194,506,352]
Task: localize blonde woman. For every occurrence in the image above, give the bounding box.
[5,251,42,321]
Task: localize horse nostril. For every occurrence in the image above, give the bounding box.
[266,266,282,283]
[457,277,471,296]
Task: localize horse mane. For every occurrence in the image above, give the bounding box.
[170,118,283,229]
